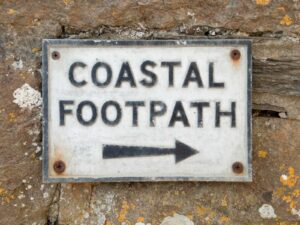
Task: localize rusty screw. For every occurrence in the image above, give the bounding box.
[230,49,240,61]
[52,51,60,60]
[232,162,244,174]
[53,160,65,174]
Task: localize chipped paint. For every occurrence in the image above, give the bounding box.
[280,15,293,26]
[258,150,268,158]
[258,204,277,219]
[256,0,271,5]
[13,83,42,110]
[160,214,194,225]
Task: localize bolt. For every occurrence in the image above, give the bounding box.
[232,162,244,174]
[53,160,65,174]
[52,51,60,60]
[230,49,240,61]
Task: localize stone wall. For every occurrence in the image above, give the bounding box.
[0,1,299,224]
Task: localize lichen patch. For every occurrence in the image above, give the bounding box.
[280,15,293,26]
[160,214,194,225]
[13,83,42,110]
[258,204,277,219]
[256,0,271,5]
[11,59,23,70]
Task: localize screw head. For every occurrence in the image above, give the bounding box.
[52,51,60,60]
[230,49,240,61]
[53,160,65,174]
[232,162,244,174]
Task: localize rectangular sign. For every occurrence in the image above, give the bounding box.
[42,39,252,182]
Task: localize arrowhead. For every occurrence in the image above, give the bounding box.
[174,140,199,163]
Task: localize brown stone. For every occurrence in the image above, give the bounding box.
[0,1,299,224]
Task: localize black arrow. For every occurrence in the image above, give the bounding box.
[102,140,199,163]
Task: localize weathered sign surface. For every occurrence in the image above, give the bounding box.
[42,39,252,182]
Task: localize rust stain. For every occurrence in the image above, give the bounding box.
[258,150,268,158]
[50,147,68,176]
[256,0,271,5]
[280,15,293,26]
[118,200,130,222]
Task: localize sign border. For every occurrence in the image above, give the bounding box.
[42,39,252,183]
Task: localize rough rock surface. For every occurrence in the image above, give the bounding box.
[0,1,299,225]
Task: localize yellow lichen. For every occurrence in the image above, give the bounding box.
[280,15,293,26]
[277,6,285,12]
[118,200,130,222]
[0,188,6,195]
[136,217,144,223]
[221,196,227,207]
[292,189,300,197]
[63,0,73,6]
[278,167,300,211]
[105,220,113,225]
[186,214,194,220]
[0,188,15,205]
[219,215,230,224]
[8,112,16,122]
[282,195,297,209]
[7,9,16,15]
[258,150,268,158]
[256,0,271,5]
[197,206,207,216]
[280,167,298,188]
[19,73,27,80]
[196,205,232,225]
[32,48,40,54]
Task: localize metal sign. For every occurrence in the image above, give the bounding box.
[42,39,252,182]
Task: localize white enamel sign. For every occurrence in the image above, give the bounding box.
[42,39,252,182]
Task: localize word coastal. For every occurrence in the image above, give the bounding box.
[59,60,237,128]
